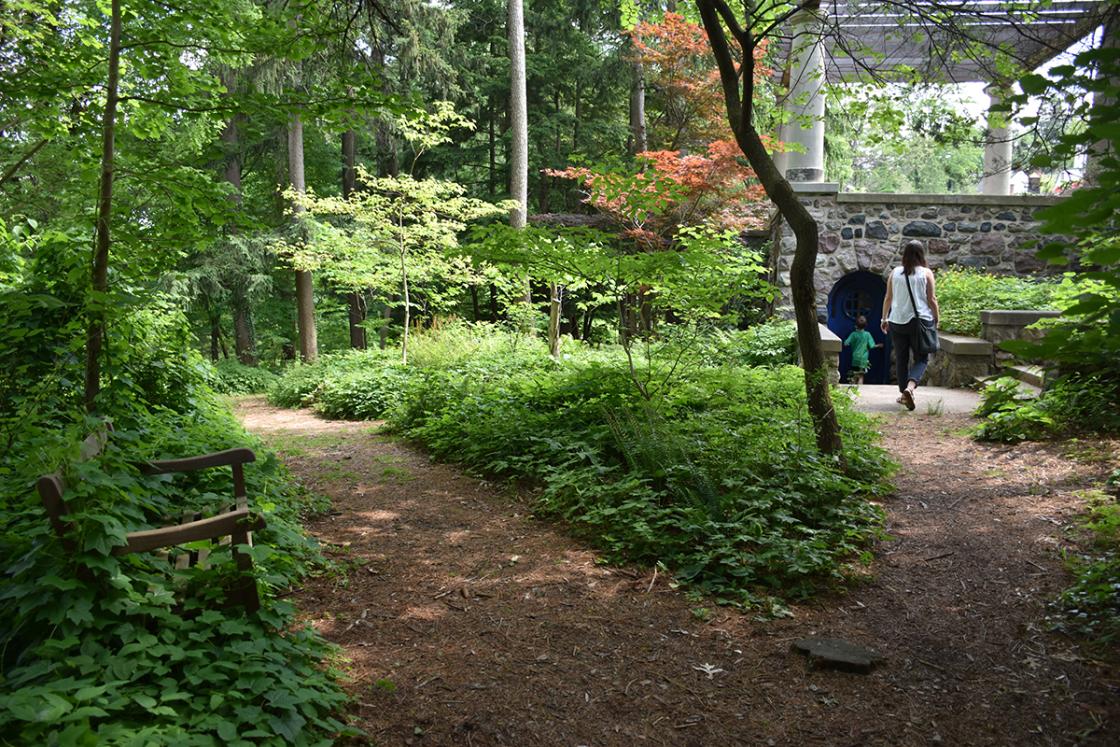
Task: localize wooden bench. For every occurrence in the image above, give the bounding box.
[37,429,266,612]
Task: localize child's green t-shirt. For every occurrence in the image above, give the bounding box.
[844,329,876,369]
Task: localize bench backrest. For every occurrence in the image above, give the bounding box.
[37,428,111,549]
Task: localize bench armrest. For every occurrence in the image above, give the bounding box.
[140,448,256,475]
[113,508,266,555]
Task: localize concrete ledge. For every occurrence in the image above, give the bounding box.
[939,332,992,356]
[836,192,1062,207]
[792,182,840,195]
[980,309,1061,325]
[818,322,841,353]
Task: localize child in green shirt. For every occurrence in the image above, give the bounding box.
[844,315,881,385]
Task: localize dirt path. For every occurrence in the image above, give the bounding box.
[236,398,1118,746]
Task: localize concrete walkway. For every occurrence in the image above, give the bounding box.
[839,384,980,415]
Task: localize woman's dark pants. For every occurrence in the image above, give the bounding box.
[890,321,930,392]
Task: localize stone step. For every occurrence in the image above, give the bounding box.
[1005,364,1046,389]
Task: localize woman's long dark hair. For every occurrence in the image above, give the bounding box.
[902,240,928,276]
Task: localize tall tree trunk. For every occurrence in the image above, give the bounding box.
[398,226,411,364]
[508,0,530,303]
[696,0,842,459]
[84,0,122,413]
[470,285,481,321]
[489,38,499,199]
[341,128,367,349]
[288,113,317,362]
[221,71,257,365]
[204,295,221,362]
[548,283,562,357]
[232,300,254,363]
[628,41,647,155]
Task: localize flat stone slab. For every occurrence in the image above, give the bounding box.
[792,637,884,674]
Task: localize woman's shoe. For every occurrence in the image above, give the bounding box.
[902,388,916,411]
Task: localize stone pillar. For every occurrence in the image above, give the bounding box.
[981,84,1013,195]
[777,6,826,183]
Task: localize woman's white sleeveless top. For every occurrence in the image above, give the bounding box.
[888,266,933,323]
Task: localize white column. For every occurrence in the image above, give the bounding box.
[777,8,827,183]
[981,84,1013,195]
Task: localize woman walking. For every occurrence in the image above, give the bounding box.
[880,240,940,410]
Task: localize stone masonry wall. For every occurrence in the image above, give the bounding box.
[771,185,1065,312]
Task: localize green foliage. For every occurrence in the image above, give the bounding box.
[697,321,798,368]
[973,373,1120,443]
[935,268,1062,336]
[971,377,1053,443]
[1048,491,1120,644]
[276,324,893,606]
[0,242,349,743]
[825,86,984,194]
[209,359,280,395]
[393,359,891,605]
[981,40,1120,442]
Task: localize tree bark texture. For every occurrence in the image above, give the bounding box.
[233,299,255,364]
[288,114,318,362]
[508,0,531,303]
[221,74,257,365]
[629,55,648,155]
[84,0,122,413]
[342,128,367,349]
[548,283,562,357]
[695,0,842,458]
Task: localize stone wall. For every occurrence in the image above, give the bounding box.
[924,333,994,389]
[770,184,1064,312]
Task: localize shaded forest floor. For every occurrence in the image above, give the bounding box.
[235,397,1119,746]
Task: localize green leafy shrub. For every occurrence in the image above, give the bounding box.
[387,354,891,605]
[0,248,350,743]
[971,376,1053,443]
[936,268,1061,336]
[1048,491,1120,644]
[0,401,350,744]
[314,364,413,419]
[209,359,280,394]
[973,374,1120,443]
[270,322,891,604]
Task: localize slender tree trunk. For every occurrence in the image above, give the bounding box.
[221,71,257,365]
[508,0,530,303]
[628,37,647,155]
[489,284,499,322]
[696,0,842,459]
[288,113,318,362]
[204,296,221,362]
[398,228,410,365]
[341,128,368,349]
[379,303,392,349]
[470,285,481,321]
[548,283,562,357]
[84,0,122,413]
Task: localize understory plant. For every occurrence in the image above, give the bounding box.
[1048,490,1120,645]
[0,255,351,743]
[272,320,893,607]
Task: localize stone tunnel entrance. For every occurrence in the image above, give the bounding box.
[828,270,891,384]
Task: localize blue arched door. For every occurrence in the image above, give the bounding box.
[828,271,891,384]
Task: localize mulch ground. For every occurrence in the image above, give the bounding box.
[235,397,1119,746]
